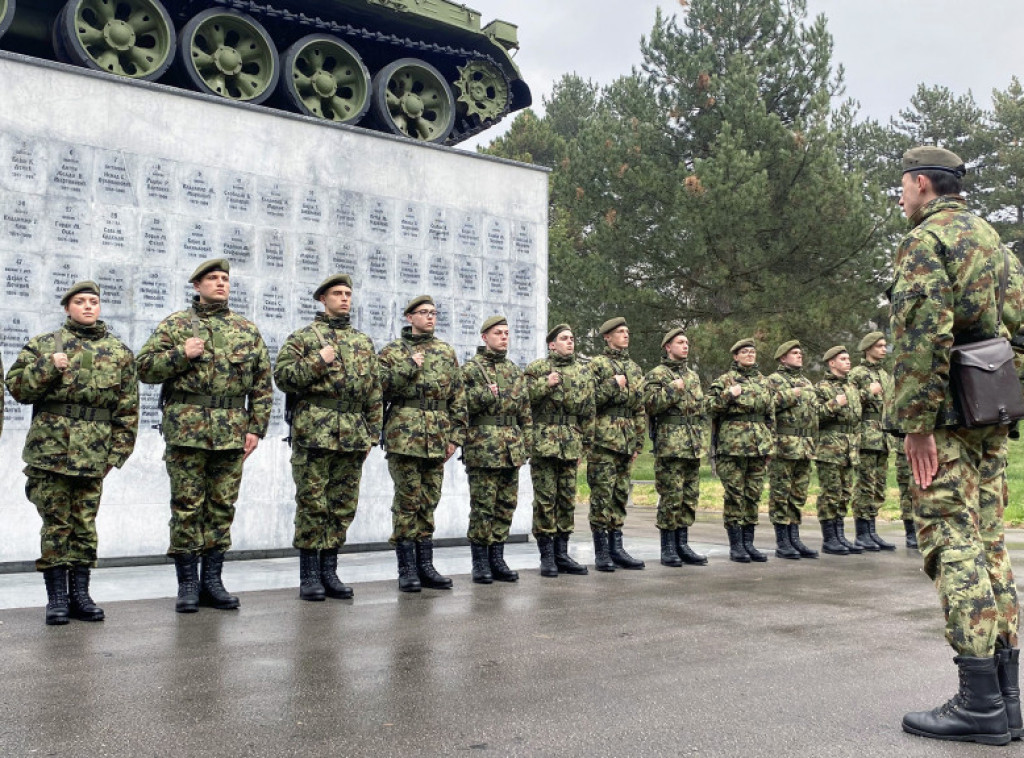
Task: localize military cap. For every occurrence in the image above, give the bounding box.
[857,331,885,352]
[599,317,627,335]
[60,280,100,306]
[661,327,686,348]
[404,294,435,315]
[546,323,572,343]
[773,339,801,361]
[189,258,230,283]
[823,345,848,362]
[730,338,756,354]
[902,146,967,177]
[480,315,508,333]
[313,273,353,300]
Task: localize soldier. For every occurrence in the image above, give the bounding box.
[587,317,646,572]
[6,281,138,625]
[642,328,708,567]
[848,331,896,552]
[893,147,1022,744]
[137,259,272,613]
[765,340,819,560]
[895,452,917,548]
[524,324,594,577]
[813,346,863,556]
[707,339,774,563]
[462,315,531,582]
[273,274,382,601]
[379,295,467,593]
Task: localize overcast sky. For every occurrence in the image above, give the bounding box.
[458,0,1022,150]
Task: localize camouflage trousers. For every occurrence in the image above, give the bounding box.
[716,455,766,527]
[587,447,633,532]
[913,426,1018,657]
[896,448,913,521]
[815,461,854,522]
[165,446,245,556]
[767,457,811,525]
[531,457,578,538]
[291,447,366,551]
[654,456,700,530]
[853,449,889,520]
[467,466,519,545]
[387,453,444,544]
[25,467,104,571]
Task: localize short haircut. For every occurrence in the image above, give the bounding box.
[908,169,962,196]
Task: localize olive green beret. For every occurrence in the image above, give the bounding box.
[730,338,756,354]
[313,273,353,300]
[599,317,627,335]
[902,146,966,177]
[480,315,508,333]
[189,258,230,283]
[661,327,686,348]
[857,331,885,352]
[823,345,848,362]
[546,323,572,343]
[60,280,100,306]
[773,340,800,361]
[404,294,435,315]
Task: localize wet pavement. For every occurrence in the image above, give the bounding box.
[1,510,1019,757]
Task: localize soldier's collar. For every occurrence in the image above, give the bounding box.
[193,299,229,316]
[317,312,350,329]
[64,317,107,338]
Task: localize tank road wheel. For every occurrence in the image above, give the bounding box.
[370,58,455,143]
[454,60,509,123]
[179,9,279,104]
[60,0,175,79]
[52,5,73,62]
[0,0,15,41]
[279,34,370,124]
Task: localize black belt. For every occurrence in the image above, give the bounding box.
[399,398,449,412]
[35,402,112,422]
[304,396,363,413]
[862,411,881,421]
[167,391,246,410]
[470,415,519,427]
[723,413,765,423]
[820,422,857,433]
[598,407,632,419]
[776,425,814,437]
[656,414,700,426]
[534,413,578,425]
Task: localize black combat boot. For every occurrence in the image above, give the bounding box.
[868,517,896,550]
[820,519,848,555]
[173,554,200,613]
[470,542,492,584]
[788,523,819,559]
[902,656,1010,745]
[904,519,919,549]
[199,551,240,609]
[554,532,588,575]
[741,525,768,562]
[395,541,421,592]
[659,529,682,567]
[488,542,519,582]
[675,527,708,565]
[773,523,800,560]
[835,518,864,554]
[319,549,353,599]
[298,549,325,602]
[726,524,750,563]
[592,530,615,572]
[996,647,1022,740]
[68,565,105,621]
[854,518,881,552]
[42,566,70,626]
[537,536,558,577]
[608,530,645,569]
[416,539,453,589]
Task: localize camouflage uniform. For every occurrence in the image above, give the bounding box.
[766,363,817,526]
[849,357,894,520]
[6,318,138,570]
[813,372,861,522]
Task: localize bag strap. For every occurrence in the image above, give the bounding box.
[997,246,1010,333]
[53,329,63,354]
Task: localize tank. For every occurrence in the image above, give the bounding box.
[0,0,531,145]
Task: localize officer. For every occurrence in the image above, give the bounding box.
[378,295,467,593]
[524,324,594,577]
[273,274,382,601]
[642,327,708,567]
[6,281,138,625]
[586,317,646,572]
[765,340,819,559]
[461,315,531,582]
[707,338,774,563]
[813,346,862,556]
[893,146,1022,744]
[137,259,272,613]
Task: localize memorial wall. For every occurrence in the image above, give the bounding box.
[0,53,549,565]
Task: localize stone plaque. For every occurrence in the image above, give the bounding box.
[222,171,255,220]
[257,281,290,326]
[48,198,91,252]
[327,239,359,278]
[1,134,48,195]
[511,263,535,301]
[455,212,482,255]
[180,219,216,264]
[228,274,254,318]
[484,261,508,301]
[364,196,394,242]
[513,221,536,261]
[296,294,319,324]
[48,143,93,200]
[297,186,326,230]
[295,233,325,282]
[426,252,453,294]
[0,191,45,252]
[92,262,131,318]
[94,149,136,206]
[455,255,481,299]
[485,217,508,259]
[363,243,392,289]
[1,251,41,306]
[398,202,424,246]
[455,301,481,343]
[138,157,176,211]
[139,212,176,262]
[396,248,423,292]
[45,255,90,306]
[137,382,163,435]
[426,207,452,252]
[94,205,136,258]
[434,298,453,342]
[257,228,287,275]
[330,190,361,237]
[360,292,393,345]
[180,166,218,215]
[220,222,255,270]
[258,180,292,226]
[133,267,174,318]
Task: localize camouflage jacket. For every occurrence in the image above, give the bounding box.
[642,358,706,459]
[766,364,817,460]
[461,347,530,468]
[524,351,595,461]
[814,372,861,466]
[589,347,645,456]
[707,362,774,457]
[136,299,272,450]
[848,358,893,452]
[6,319,138,477]
[890,196,1024,432]
[273,313,383,453]
[378,326,467,459]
